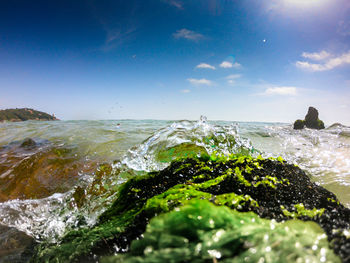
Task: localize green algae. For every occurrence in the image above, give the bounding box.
[281,204,325,219]
[102,200,340,263]
[31,154,349,262]
[214,192,259,209]
[156,143,207,163]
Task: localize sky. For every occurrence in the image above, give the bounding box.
[1,0,350,124]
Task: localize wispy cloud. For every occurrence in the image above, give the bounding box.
[180,89,190,93]
[226,74,241,85]
[302,50,330,61]
[187,78,213,86]
[219,61,242,69]
[163,0,183,9]
[195,63,216,70]
[261,87,298,96]
[226,74,241,80]
[296,50,350,72]
[173,29,204,41]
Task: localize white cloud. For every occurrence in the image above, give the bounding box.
[195,63,216,70]
[180,89,190,93]
[187,78,213,86]
[296,50,350,72]
[220,61,232,68]
[173,29,203,41]
[226,74,241,85]
[302,50,330,61]
[219,61,242,69]
[263,87,297,96]
[226,74,241,80]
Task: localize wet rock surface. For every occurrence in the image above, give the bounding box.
[0,224,36,263]
[0,140,98,202]
[31,155,350,262]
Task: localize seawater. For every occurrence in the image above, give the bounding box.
[0,117,349,242]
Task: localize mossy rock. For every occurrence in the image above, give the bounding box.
[293,119,305,130]
[102,199,340,263]
[31,155,350,262]
[294,107,325,130]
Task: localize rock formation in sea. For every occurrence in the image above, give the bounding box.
[0,108,58,122]
[30,154,350,263]
[293,106,325,130]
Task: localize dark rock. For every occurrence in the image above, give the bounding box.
[293,107,325,130]
[31,155,350,263]
[305,107,319,123]
[293,119,305,130]
[304,107,325,129]
[0,224,36,263]
[20,138,36,149]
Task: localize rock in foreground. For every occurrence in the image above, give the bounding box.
[103,200,340,263]
[0,224,37,263]
[31,155,350,262]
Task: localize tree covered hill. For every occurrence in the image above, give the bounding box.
[0,108,58,122]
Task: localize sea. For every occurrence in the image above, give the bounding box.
[0,117,350,247]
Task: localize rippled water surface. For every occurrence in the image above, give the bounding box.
[0,118,349,243]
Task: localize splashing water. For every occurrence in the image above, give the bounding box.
[122,116,254,171]
[0,118,349,244]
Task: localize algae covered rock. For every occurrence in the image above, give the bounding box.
[293,119,305,130]
[31,155,350,262]
[293,107,325,130]
[102,199,340,263]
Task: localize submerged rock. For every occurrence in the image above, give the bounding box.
[31,155,350,262]
[20,138,37,149]
[0,224,37,263]
[293,107,325,130]
[0,144,98,202]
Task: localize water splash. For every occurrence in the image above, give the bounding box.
[122,116,254,171]
[248,124,350,207]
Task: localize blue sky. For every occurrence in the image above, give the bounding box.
[1,0,350,124]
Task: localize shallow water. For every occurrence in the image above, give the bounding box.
[0,117,349,244]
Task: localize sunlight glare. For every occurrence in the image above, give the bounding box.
[283,0,327,8]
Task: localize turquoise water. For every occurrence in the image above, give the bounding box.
[0,117,349,242]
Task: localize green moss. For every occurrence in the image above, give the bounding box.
[234,166,252,187]
[253,175,289,189]
[214,193,259,209]
[102,200,340,263]
[31,154,348,262]
[281,204,325,219]
[293,119,305,130]
[32,208,140,262]
[317,119,325,129]
[144,184,213,214]
[156,143,207,163]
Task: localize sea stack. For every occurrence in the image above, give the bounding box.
[293,107,325,130]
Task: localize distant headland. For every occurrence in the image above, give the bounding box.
[0,108,58,122]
